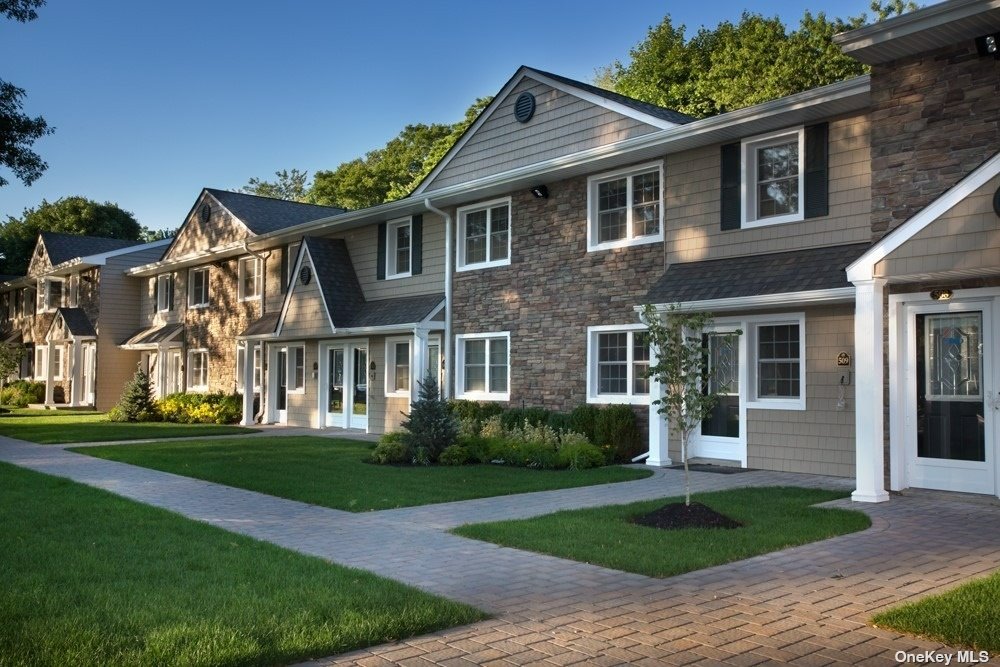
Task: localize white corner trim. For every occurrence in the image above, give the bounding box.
[639,287,855,314]
[847,150,1000,282]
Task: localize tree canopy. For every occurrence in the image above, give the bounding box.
[597,0,916,118]
[0,0,52,187]
[0,196,143,275]
[240,168,311,203]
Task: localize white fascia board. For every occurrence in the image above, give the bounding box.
[127,239,249,276]
[846,149,1000,282]
[637,287,856,314]
[835,0,1000,53]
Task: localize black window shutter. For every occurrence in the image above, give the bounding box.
[804,122,829,219]
[720,142,741,231]
[152,278,158,314]
[168,275,175,311]
[376,222,387,280]
[280,246,289,293]
[411,214,423,276]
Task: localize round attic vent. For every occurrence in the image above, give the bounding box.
[994,185,1000,218]
[514,92,536,123]
[200,203,211,223]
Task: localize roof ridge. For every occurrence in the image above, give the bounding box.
[205,188,347,212]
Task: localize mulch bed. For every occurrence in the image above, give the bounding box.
[631,501,743,530]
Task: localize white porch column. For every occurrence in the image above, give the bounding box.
[69,339,83,406]
[240,342,255,426]
[646,344,672,466]
[852,278,890,502]
[44,341,55,406]
[157,344,169,399]
[411,327,429,402]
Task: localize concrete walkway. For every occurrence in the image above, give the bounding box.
[1,435,998,666]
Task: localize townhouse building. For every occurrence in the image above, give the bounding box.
[0,232,171,410]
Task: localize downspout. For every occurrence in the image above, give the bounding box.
[243,242,271,423]
[424,198,452,399]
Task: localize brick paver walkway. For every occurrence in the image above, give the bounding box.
[1,434,998,666]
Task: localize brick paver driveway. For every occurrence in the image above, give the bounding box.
[1,434,998,666]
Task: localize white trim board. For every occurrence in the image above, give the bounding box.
[639,287,855,314]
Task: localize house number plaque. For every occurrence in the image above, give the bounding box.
[837,352,851,367]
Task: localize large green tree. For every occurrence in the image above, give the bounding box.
[240,168,311,203]
[1,0,52,187]
[0,196,142,275]
[599,1,916,118]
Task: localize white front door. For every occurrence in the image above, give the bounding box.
[690,327,747,466]
[273,347,289,424]
[320,341,368,430]
[165,349,183,396]
[81,343,96,405]
[903,300,997,496]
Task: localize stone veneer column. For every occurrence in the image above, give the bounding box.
[852,278,889,502]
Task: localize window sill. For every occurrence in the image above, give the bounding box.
[384,390,410,399]
[456,259,510,273]
[385,272,412,281]
[456,390,509,402]
[747,398,806,411]
[587,233,663,253]
[740,211,804,229]
[188,303,209,310]
[587,394,648,406]
[238,295,261,302]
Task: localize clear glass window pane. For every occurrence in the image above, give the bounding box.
[757,324,800,398]
[597,333,628,394]
[598,178,628,242]
[395,224,410,274]
[394,342,410,392]
[464,340,486,392]
[490,206,509,261]
[464,211,488,264]
[926,314,982,398]
[488,338,507,393]
[632,172,660,237]
[756,141,799,218]
[293,348,304,390]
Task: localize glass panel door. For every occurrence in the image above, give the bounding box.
[276,348,288,421]
[702,332,741,438]
[353,347,368,428]
[328,348,345,426]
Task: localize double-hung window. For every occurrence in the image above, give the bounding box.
[289,346,305,393]
[238,257,261,301]
[746,314,806,410]
[52,346,63,380]
[188,350,209,392]
[386,218,412,278]
[587,325,650,404]
[457,198,510,271]
[39,278,62,312]
[456,332,509,401]
[588,162,663,251]
[384,337,411,397]
[156,274,174,312]
[188,267,209,308]
[741,128,805,227]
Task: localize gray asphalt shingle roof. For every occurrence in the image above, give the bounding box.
[240,312,280,337]
[645,243,870,304]
[55,308,97,338]
[206,189,347,235]
[531,68,695,126]
[121,322,184,347]
[41,232,140,266]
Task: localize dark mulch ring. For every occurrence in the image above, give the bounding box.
[631,501,743,530]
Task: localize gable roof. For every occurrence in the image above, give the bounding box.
[48,307,97,340]
[120,322,184,348]
[646,244,869,305]
[40,232,139,266]
[413,65,693,196]
[205,189,347,235]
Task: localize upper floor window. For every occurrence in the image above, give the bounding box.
[386,218,411,279]
[587,325,650,405]
[23,288,35,317]
[457,198,510,271]
[39,278,63,313]
[238,257,261,301]
[587,162,663,251]
[741,128,805,228]
[188,267,209,308]
[156,273,175,313]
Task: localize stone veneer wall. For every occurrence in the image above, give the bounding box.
[451,165,665,422]
[870,42,1000,239]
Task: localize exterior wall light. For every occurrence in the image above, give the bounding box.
[930,289,953,301]
[530,185,549,199]
[975,33,1000,58]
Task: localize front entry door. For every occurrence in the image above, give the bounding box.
[322,342,368,430]
[691,329,747,466]
[275,348,288,423]
[81,343,96,405]
[907,304,996,495]
[165,349,183,396]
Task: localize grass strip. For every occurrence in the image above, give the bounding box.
[0,461,485,666]
[74,436,651,512]
[453,486,870,578]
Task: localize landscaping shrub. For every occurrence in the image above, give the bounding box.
[447,399,503,427]
[114,370,159,422]
[157,392,242,424]
[371,433,408,464]
[401,373,457,463]
[594,404,642,462]
[545,411,573,433]
[458,435,493,463]
[438,444,470,466]
[500,407,550,430]
[558,441,606,470]
[0,380,44,408]
[569,404,601,443]
[480,415,504,439]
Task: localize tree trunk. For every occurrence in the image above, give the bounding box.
[681,430,690,506]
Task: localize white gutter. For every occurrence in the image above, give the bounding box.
[423,198,452,399]
[637,287,856,314]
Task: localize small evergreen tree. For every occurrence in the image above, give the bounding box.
[114,368,158,422]
[401,372,457,463]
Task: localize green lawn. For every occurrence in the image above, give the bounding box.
[872,570,1000,653]
[74,436,652,511]
[0,461,485,667]
[0,410,252,444]
[453,487,871,578]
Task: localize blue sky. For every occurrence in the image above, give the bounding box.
[1,0,887,232]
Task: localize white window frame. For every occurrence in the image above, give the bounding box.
[238,256,262,301]
[39,278,64,313]
[235,342,262,394]
[455,332,510,401]
[586,324,651,405]
[741,127,806,229]
[745,313,806,411]
[34,346,47,380]
[187,349,209,392]
[384,336,411,397]
[52,346,63,381]
[288,344,306,395]
[386,217,412,280]
[456,197,512,272]
[156,273,174,313]
[587,161,665,252]
[188,267,209,308]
